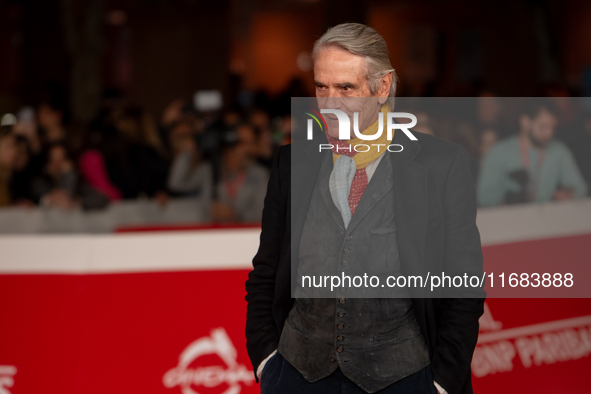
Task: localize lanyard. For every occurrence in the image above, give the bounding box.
[224,170,247,201]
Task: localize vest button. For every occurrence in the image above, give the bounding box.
[337,346,344,352]
[338,311,345,317]
[346,235,352,240]
[337,335,344,341]
[342,260,349,266]
[330,357,336,362]
[343,248,351,254]
[339,298,346,304]
[337,323,344,330]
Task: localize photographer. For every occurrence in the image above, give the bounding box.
[477,100,587,206]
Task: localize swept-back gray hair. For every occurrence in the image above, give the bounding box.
[312,23,397,108]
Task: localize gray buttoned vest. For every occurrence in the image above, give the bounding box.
[278,150,430,393]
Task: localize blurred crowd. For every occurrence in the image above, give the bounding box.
[0,88,590,223]
[0,89,292,222]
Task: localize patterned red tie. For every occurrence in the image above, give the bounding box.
[325,133,369,216]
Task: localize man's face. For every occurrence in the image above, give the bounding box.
[528,108,557,147]
[314,46,388,139]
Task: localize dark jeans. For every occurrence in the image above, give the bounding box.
[260,352,439,394]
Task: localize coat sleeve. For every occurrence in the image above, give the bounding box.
[244,146,286,382]
[430,147,486,394]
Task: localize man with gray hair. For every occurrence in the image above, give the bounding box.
[246,23,485,394]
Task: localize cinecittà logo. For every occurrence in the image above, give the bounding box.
[0,365,16,394]
[163,328,254,394]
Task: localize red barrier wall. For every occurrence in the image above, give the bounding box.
[1,211,590,393]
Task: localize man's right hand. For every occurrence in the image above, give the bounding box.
[257,350,277,379]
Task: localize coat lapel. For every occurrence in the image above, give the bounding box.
[291,138,326,263]
[390,132,428,297]
[318,153,347,233]
[345,153,393,235]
